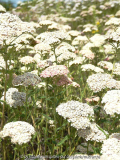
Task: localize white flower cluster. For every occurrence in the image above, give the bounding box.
[0,56,14,70]
[0,121,35,145]
[72,35,88,46]
[90,34,105,47]
[113,62,120,75]
[12,72,41,86]
[105,30,120,43]
[56,100,94,130]
[81,64,104,73]
[68,30,80,37]
[87,73,118,93]
[103,44,115,54]
[116,10,120,17]
[57,51,76,63]
[105,17,120,26]
[102,90,120,115]
[36,31,71,44]
[97,61,113,71]
[69,57,86,67]
[79,49,95,60]
[78,123,108,142]
[0,4,6,13]
[101,133,120,158]
[0,13,35,46]
[100,154,120,160]
[37,60,50,69]
[1,88,31,107]
[7,33,35,45]
[55,42,75,56]
[19,56,35,65]
[83,23,98,32]
[39,20,53,26]
[34,42,51,55]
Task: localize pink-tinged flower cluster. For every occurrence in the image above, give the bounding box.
[40,65,69,78]
[85,96,100,103]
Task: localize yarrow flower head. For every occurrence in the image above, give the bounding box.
[40,65,69,78]
[80,49,95,60]
[56,100,94,130]
[101,133,120,158]
[87,73,118,93]
[97,61,113,71]
[69,57,86,67]
[1,88,31,107]
[0,121,35,145]
[101,90,120,116]
[12,72,41,87]
[19,56,35,65]
[81,64,104,73]
[77,122,108,142]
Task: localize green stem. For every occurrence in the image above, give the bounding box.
[45,80,48,154]
[1,59,7,129]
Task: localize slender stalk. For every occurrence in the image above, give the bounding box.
[1,57,7,129]
[45,80,48,154]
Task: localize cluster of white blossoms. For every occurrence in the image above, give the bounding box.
[90,34,106,47]
[0,13,35,46]
[100,154,120,160]
[57,51,76,63]
[72,35,88,46]
[36,31,71,44]
[39,20,53,27]
[34,42,51,55]
[81,64,104,73]
[105,17,120,26]
[56,100,94,130]
[101,90,120,115]
[37,60,51,69]
[78,123,108,142]
[87,73,119,92]
[0,121,35,145]
[103,44,115,55]
[19,56,35,65]
[79,49,95,60]
[55,42,75,56]
[84,23,98,29]
[68,30,80,37]
[1,88,31,107]
[0,4,6,13]
[97,61,113,71]
[69,56,86,67]
[48,42,77,63]
[113,62,120,75]
[105,28,120,43]
[12,72,41,86]
[100,133,120,159]
[0,56,14,70]
[7,33,35,45]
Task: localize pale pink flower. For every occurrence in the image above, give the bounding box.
[40,65,69,78]
[85,96,100,103]
[80,49,95,60]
